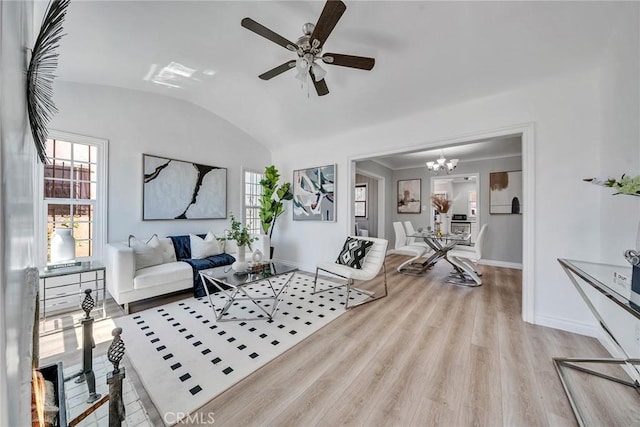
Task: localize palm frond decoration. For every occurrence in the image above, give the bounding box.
[27,0,70,163]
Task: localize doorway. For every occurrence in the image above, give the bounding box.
[348,123,533,323]
[431,173,480,243]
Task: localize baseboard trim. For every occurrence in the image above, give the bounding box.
[478,259,522,270]
[534,313,599,338]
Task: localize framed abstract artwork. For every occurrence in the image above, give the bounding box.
[489,170,522,214]
[397,179,421,213]
[292,164,336,221]
[143,154,227,220]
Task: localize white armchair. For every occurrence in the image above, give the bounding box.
[313,236,388,309]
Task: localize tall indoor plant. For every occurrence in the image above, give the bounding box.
[259,165,293,257]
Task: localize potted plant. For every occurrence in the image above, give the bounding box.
[226,213,257,271]
[259,165,293,258]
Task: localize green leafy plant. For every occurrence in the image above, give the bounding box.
[259,165,293,239]
[225,213,257,249]
[584,174,640,197]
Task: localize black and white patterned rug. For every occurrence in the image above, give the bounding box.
[115,272,365,424]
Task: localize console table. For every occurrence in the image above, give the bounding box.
[557,258,640,426]
[39,261,106,332]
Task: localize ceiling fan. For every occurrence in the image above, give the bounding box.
[241,0,375,96]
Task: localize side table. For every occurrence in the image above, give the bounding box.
[39,261,106,332]
[556,258,640,426]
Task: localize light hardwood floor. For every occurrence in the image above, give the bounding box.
[40,254,640,426]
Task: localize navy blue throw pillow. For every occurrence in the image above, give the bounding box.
[336,237,373,269]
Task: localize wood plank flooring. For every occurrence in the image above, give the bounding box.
[39,254,640,426]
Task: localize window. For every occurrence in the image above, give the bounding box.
[243,169,264,235]
[354,183,367,218]
[37,132,108,264]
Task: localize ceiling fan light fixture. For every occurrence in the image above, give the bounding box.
[311,62,326,81]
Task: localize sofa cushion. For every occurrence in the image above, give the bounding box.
[190,232,222,259]
[129,234,164,270]
[133,261,192,290]
[157,237,177,263]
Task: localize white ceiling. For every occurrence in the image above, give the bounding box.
[51,1,629,151]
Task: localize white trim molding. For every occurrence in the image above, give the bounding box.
[478,259,522,270]
[535,313,598,338]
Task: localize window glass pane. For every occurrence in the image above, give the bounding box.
[73,182,94,199]
[74,162,95,181]
[47,204,72,223]
[44,179,71,199]
[89,145,97,161]
[48,159,72,179]
[45,139,55,158]
[50,140,72,160]
[76,239,92,258]
[73,143,90,162]
[73,204,93,220]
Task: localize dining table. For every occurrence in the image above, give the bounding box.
[402,231,471,277]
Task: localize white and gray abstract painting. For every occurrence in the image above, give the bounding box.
[293,164,335,221]
[143,154,226,220]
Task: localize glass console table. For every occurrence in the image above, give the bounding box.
[557,258,640,426]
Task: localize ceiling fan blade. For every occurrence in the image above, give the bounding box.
[310,0,346,50]
[241,17,298,52]
[309,68,329,96]
[259,60,297,80]
[322,53,375,70]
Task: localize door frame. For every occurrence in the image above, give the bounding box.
[347,122,535,324]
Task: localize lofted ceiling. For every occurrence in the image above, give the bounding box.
[51,1,630,151]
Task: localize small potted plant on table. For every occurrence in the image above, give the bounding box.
[226,213,257,271]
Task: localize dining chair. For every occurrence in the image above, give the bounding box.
[393,221,428,273]
[313,236,388,309]
[403,221,431,250]
[446,224,488,286]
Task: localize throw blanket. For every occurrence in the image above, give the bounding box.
[170,235,236,298]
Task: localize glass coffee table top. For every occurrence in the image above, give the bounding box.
[199,262,298,321]
[200,262,298,287]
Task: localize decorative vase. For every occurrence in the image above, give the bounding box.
[51,228,76,262]
[232,245,249,272]
[252,249,263,263]
[258,234,271,261]
[439,213,449,236]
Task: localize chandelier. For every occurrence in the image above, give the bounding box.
[426,150,459,175]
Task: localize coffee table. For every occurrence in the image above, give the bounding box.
[199,262,298,321]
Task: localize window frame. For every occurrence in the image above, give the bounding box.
[242,168,265,236]
[35,131,108,266]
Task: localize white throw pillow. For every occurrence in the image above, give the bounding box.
[190,232,222,259]
[129,234,164,270]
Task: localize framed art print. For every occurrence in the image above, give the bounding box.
[292,164,336,221]
[143,154,226,220]
[397,179,421,213]
[489,170,522,214]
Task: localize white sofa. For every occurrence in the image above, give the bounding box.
[105,235,266,313]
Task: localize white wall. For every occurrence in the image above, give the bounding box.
[0,1,37,425]
[598,9,640,262]
[594,8,640,360]
[273,67,604,336]
[50,82,272,242]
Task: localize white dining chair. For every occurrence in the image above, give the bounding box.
[446,223,487,286]
[403,221,430,250]
[393,221,428,273]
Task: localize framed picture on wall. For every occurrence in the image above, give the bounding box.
[489,170,522,214]
[354,183,367,218]
[143,154,227,220]
[397,179,421,213]
[292,164,336,221]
